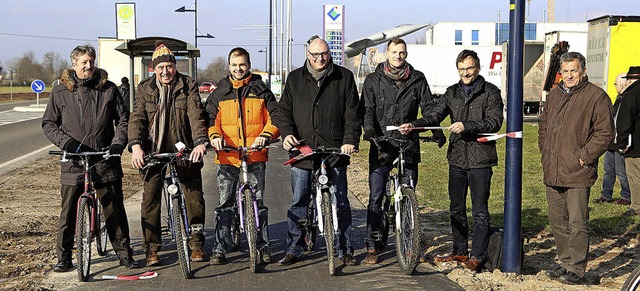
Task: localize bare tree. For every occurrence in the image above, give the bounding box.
[199,57,229,84]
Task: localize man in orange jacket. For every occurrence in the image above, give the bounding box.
[205,47,279,265]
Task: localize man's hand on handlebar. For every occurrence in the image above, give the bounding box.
[341,144,356,155]
[251,136,268,149]
[212,137,224,151]
[131,144,146,169]
[283,135,302,151]
[189,144,207,163]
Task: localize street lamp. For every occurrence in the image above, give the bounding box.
[175,0,214,80]
[258,48,268,75]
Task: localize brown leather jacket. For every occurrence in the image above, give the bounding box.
[538,78,614,187]
[128,72,208,172]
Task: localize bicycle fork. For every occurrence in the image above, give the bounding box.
[316,162,339,236]
[237,161,260,232]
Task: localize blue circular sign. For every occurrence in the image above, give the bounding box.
[31,79,46,93]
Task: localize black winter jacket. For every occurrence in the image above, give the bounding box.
[278,61,362,169]
[362,62,441,165]
[418,76,503,169]
[616,80,640,157]
[42,68,129,185]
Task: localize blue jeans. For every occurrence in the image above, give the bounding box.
[601,150,631,201]
[212,162,269,254]
[448,165,492,261]
[366,163,418,251]
[285,166,353,258]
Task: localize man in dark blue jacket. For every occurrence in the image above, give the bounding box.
[418,49,503,272]
[277,36,362,266]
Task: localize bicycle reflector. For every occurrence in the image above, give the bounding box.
[167,184,179,194]
[318,174,329,185]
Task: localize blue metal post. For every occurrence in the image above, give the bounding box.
[502,0,524,273]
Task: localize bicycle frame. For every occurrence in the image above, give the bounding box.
[314,155,339,236]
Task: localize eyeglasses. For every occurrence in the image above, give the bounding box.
[457,66,476,73]
[308,51,330,59]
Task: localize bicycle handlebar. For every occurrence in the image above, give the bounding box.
[219,145,278,153]
[49,150,121,160]
[141,150,192,171]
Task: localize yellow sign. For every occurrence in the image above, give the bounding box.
[118,5,133,20]
[116,3,136,40]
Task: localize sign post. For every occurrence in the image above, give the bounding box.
[31,79,46,107]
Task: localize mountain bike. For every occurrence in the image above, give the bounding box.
[49,150,117,282]
[623,264,640,290]
[371,135,437,275]
[142,143,194,279]
[285,145,349,276]
[218,142,277,273]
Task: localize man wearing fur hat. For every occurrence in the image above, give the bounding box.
[128,41,209,266]
[42,43,137,271]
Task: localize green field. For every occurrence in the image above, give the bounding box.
[0,86,49,94]
[355,120,640,237]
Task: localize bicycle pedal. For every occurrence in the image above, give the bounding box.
[296,219,309,229]
[370,231,383,241]
[191,224,203,234]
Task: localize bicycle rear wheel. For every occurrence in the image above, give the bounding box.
[321,189,336,276]
[243,189,259,273]
[395,186,421,275]
[95,201,108,256]
[623,264,640,291]
[76,198,92,282]
[172,196,193,279]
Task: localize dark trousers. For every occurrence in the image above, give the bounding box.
[57,180,133,261]
[546,186,589,277]
[141,165,205,254]
[448,165,492,261]
[366,162,418,251]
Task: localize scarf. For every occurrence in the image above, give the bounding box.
[150,76,172,152]
[383,61,410,82]
[230,73,252,89]
[306,60,327,82]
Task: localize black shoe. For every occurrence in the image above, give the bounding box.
[341,254,357,266]
[261,247,272,264]
[545,266,568,278]
[209,252,226,265]
[119,257,139,269]
[53,260,73,272]
[558,271,582,285]
[277,253,299,266]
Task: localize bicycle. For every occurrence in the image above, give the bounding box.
[218,142,277,273]
[142,143,195,279]
[49,150,117,282]
[623,264,640,290]
[285,145,349,276]
[370,135,437,275]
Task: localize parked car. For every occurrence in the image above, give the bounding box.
[199,81,216,93]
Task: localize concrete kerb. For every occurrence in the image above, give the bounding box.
[13,104,47,112]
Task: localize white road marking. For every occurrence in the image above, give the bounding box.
[0,144,55,169]
[0,110,43,126]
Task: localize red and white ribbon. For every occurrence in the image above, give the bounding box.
[102,271,158,280]
[386,125,448,131]
[477,131,523,142]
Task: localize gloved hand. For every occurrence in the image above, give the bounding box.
[109,144,125,155]
[63,139,81,153]
[363,130,377,142]
[432,129,447,148]
[212,138,224,150]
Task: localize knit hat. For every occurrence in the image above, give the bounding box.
[152,41,176,68]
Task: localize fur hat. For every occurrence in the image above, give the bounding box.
[152,40,176,68]
[623,66,640,80]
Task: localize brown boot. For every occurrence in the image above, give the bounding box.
[191,248,205,262]
[363,249,379,264]
[147,251,160,266]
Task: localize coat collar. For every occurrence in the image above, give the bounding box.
[61,68,109,91]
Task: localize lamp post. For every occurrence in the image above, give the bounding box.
[258,48,268,76]
[175,0,214,80]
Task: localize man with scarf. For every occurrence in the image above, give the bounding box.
[43,43,137,271]
[417,49,504,272]
[205,47,279,265]
[539,52,613,284]
[128,41,209,266]
[277,36,362,266]
[361,37,445,264]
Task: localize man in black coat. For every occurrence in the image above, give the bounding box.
[277,36,362,266]
[361,37,445,264]
[616,66,640,210]
[417,49,504,272]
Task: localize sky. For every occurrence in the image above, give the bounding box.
[0,0,636,72]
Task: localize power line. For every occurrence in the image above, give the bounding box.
[0,32,96,42]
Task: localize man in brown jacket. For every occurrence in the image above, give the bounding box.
[128,41,209,266]
[538,51,614,285]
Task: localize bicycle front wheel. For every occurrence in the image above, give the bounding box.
[395,186,421,275]
[243,189,259,273]
[172,196,193,279]
[623,265,640,291]
[76,198,92,282]
[321,189,336,276]
[95,201,108,256]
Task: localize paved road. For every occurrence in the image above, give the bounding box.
[0,102,50,168]
[43,146,461,290]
